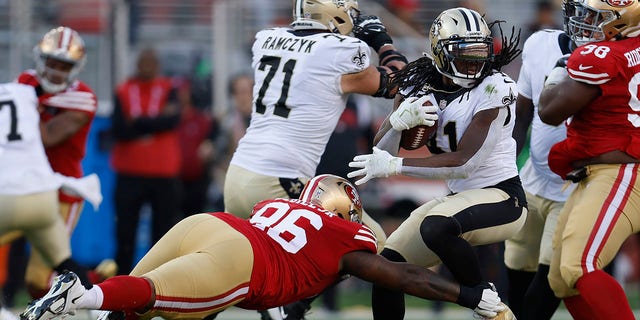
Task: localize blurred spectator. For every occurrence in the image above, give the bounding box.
[226,73,254,153]
[386,0,421,33]
[175,78,218,215]
[110,48,182,274]
[211,73,254,211]
[524,1,562,39]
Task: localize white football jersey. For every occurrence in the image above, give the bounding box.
[0,83,59,194]
[517,29,574,201]
[231,28,371,178]
[428,72,519,193]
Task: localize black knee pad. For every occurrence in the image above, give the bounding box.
[419,215,460,249]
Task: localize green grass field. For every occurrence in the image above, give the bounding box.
[8,279,640,320]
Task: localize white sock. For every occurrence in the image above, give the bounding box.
[78,285,105,309]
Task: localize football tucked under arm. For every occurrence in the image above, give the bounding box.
[400,124,436,150]
[390,95,438,150]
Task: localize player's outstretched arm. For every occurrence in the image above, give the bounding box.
[342,250,456,304]
[340,251,505,317]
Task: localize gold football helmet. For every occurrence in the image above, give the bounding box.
[299,174,363,223]
[33,26,86,93]
[291,0,359,35]
[567,0,640,46]
[429,7,494,88]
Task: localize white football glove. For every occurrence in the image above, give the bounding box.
[543,53,571,87]
[543,66,569,87]
[347,147,402,185]
[473,283,505,319]
[389,96,438,131]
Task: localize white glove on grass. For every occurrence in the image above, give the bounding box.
[473,283,506,318]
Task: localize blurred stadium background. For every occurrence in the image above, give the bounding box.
[1,0,639,319]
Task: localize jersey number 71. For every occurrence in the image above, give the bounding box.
[255,55,297,118]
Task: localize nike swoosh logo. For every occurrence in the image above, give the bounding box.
[578,64,593,70]
[72,295,82,304]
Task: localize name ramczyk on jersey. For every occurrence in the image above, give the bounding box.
[261,36,317,53]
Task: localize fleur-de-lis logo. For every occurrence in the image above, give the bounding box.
[289,181,303,197]
[431,19,442,37]
[351,50,367,68]
[502,88,516,106]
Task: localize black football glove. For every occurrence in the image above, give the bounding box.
[352,15,393,52]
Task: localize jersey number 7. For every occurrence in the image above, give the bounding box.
[0,100,22,143]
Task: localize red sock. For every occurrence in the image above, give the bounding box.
[564,295,597,320]
[575,270,634,320]
[98,276,153,310]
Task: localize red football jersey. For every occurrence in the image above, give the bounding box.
[17,70,97,200]
[549,37,640,177]
[214,198,377,310]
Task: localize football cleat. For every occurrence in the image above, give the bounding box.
[20,271,84,320]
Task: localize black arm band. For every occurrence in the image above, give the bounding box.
[373,67,393,99]
[379,50,408,66]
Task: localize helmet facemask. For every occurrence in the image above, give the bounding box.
[430,8,494,88]
[434,37,493,88]
[568,4,615,45]
[33,27,86,93]
[299,174,363,224]
[568,0,640,46]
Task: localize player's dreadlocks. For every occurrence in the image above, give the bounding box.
[389,20,521,97]
[488,21,522,72]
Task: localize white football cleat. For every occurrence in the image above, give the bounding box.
[20,271,85,320]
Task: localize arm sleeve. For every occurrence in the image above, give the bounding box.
[131,114,181,134]
[111,94,143,141]
[375,127,402,156]
[400,107,508,179]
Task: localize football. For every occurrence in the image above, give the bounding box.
[494,303,516,320]
[400,124,436,150]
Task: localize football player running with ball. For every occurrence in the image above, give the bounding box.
[21,175,506,320]
[538,0,640,319]
[348,7,524,320]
